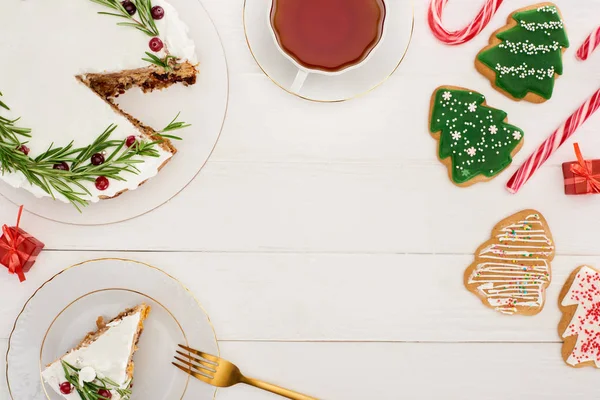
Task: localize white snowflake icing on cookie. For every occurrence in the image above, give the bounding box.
[442,91,452,101]
[431,88,525,185]
[512,131,522,140]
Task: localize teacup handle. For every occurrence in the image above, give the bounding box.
[290,69,309,93]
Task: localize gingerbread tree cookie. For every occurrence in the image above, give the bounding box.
[429,86,524,187]
[559,266,600,368]
[464,210,555,315]
[476,3,569,103]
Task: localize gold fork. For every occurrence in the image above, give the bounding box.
[173,344,318,400]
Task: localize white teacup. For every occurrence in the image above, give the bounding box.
[268,0,387,93]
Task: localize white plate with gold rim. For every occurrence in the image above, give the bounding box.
[0,0,228,226]
[5,258,218,400]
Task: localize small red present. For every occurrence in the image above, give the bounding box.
[562,143,600,195]
[0,206,45,282]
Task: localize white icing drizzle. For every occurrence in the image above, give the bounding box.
[467,213,555,315]
[561,266,600,367]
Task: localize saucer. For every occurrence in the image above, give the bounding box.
[244,0,414,102]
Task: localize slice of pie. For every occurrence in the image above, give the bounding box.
[41,304,150,399]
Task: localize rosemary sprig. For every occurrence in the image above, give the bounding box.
[0,131,162,211]
[161,112,190,133]
[0,92,32,144]
[135,0,160,36]
[156,112,189,140]
[88,0,159,36]
[142,52,178,72]
[0,92,8,111]
[61,361,132,400]
[0,93,190,211]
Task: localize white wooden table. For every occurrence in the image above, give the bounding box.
[3,0,600,398]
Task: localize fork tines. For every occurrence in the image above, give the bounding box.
[172,344,219,383]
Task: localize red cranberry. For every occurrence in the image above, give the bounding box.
[91,153,105,166]
[19,145,30,156]
[97,389,112,399]
[121,1,136,15]
[59,382,73,395]
[53,162,70,171]
[95,176,109,191]
[126,135,137,148]
[151,5,165,19]
[149,37,164,52]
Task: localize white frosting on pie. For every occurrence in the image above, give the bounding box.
[41,312,142,400]
[0,0,196,203]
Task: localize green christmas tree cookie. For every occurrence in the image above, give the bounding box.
[429,86,525,186]
[476,3,569,103]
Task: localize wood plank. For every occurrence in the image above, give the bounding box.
[0,161,597,254]
[206,74,600,165]
[215,341,600,400]
[0,251,597,342]
[4,339,598,399]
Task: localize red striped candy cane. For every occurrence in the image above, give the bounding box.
[428,0,504,45]
[576,27,600,61]
[506,89,600,193]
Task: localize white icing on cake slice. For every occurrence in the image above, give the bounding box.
[41,310,143,400]
[0,0,196,203]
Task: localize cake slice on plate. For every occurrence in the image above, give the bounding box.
[42,304,151,399]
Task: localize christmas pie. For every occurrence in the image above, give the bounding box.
[41,304,151,399]
[0,0,198,208]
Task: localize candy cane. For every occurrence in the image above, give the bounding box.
[427,0,504,45]
[506,89,600,193]
[576,27,600,61]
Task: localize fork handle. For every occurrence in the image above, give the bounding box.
[241,376,318,400]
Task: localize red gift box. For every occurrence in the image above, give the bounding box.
[0,206,45,282]
[562,144,600,195]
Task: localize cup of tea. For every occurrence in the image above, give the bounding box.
[269,0,387,92]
